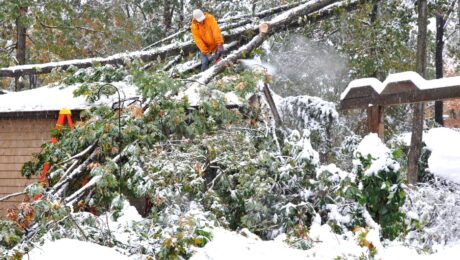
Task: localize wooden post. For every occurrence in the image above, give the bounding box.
[367,105,384,138]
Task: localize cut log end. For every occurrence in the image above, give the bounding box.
[259,23,269,34]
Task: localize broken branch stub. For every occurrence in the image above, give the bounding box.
[259,23,269,34]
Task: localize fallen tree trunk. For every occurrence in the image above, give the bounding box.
[142,1,310,51]
[0,0,341,78]
[173,0,367,78]
[190,0,340,85]
[0,23,254,77]
[219,0,310,23]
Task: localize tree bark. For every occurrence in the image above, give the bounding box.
[178,0,185,28]
[369,0,380,78]
[435,14,444,126]
[15,6,28,91]
[407,0,428,185]
[163,0,173,31]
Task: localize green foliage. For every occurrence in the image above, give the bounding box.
[134,69,182,100]
[326,0,417,79]
[0,220,22,249]
[210,70,262,98]
[65,65,128,85]
[343,152,406,240]
[418,145,433,183]
[158,228,212,259]
[0,0,143,70]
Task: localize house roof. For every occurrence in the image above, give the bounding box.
[0,82,138,114]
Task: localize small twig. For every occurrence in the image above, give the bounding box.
[105,212,113,241]
[208,170,225,190]
[0,191,26,202]
[68,213,89,241]
[35,14,101,33]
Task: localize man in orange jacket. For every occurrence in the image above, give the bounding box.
[191,9,224,71]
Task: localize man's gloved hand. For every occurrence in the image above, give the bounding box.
[217,45,224,55]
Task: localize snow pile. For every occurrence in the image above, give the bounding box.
[26,239,129,260]
[191,221,372,260]
[307,214,377,259]
[424,128,460,184]
[192,215,460,259]
[191,228,309,260]
[101,199,144,245]
[0,82,138,113]
[354,133,400,176]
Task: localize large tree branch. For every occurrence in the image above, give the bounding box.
[0,0,345,78]
[190,0,341,85]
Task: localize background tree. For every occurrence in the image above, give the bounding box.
[407,0,428,185]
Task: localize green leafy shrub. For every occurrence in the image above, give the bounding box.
[0,221,22,249]
[341,135,406,240]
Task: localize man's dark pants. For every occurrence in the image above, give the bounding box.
[200,53,210,72]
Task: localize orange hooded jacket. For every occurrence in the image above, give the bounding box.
[191,13,224,56]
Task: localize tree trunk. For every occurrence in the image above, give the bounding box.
[369,0,379,78]
[407,0,428,185]
[435,14,444,126]
[15,6,28,91]
[179,0,185,28]
[458,0,460,41]
[163,0,173,31]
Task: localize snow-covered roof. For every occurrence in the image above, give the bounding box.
[341,71,460,100]
[0,82,138,113]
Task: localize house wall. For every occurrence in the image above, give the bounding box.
[0,118,55,217]
[443,99,460,128]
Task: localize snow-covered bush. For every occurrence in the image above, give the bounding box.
[278,95,338,163]
[402,179,460,252]
[341,134,406,240]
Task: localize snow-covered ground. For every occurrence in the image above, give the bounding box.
[26,239,130,260]
[26,223,460,260]
[193,224,460,260]
[21,127,460,259]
